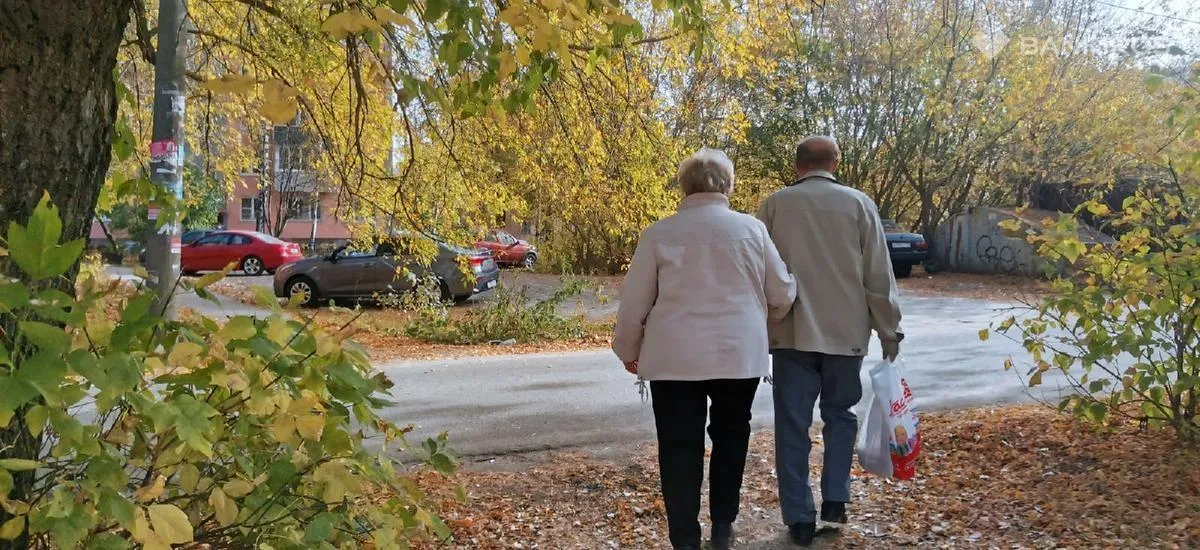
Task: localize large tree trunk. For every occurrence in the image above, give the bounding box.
[0,2,130,546]
[0,0,128,254]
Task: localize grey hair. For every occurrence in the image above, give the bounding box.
[677,148,735,196]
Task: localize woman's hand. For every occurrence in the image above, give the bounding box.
[623,360,639,375]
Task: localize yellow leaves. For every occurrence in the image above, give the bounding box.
[978,328,990,341]
[1086,202,1111,217]
[540,0,563,9]
[606,11,640,27]
[274,391,326,442]
[167,341,203,369]
[259,79,301,125]
[178,463,200,493]
[313,461,359,504]
[135,475,166,503]
[314,330,339,356]
[194,270,227,290]
[374,6,416,29]
[498,3,526,27]
[209,488,239,526]
[272,414,298,445]
[148,504,193,545]
[222,478,254,498]
[0,516,23,541]
[199,74,257,95]
[321,9,382,39]
[497,52,518,80]
[296,414,326,441]
[220,316,257,341]
[265,317,293,346]
[515,44,532,66]
[24,406,46,438]
[531,24,556,52]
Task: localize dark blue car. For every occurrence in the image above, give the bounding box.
[882,220,929,278]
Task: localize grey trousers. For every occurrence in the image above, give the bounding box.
[772,349,864,525]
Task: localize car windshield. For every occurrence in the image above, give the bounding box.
[881,220,904,232]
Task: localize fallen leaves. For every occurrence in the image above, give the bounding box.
[416,406,1199,549]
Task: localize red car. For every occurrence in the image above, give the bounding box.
[474,230,537,268]
[182,230,304,276]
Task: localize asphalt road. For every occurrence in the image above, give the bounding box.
[378,295,1082,458]
[105,267,1086,458]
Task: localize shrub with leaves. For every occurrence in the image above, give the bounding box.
[404,278,588,345]
[986,184,1200,444]
[0,195,456,547]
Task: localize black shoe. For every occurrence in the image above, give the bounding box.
[788,522,816,546]
[821,501,848,524]
[711,522,734,550]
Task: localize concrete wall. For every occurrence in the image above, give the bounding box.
[933,207,1042,276]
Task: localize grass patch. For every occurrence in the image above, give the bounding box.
[404,278,592,345]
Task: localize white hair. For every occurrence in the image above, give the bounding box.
[677,147,735,196]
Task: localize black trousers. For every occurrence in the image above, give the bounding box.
[650,378,760,549]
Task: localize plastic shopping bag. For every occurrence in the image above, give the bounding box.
[856,360,920,480]
[856,390,892,478]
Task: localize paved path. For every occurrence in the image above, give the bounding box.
[378,294,1084,457]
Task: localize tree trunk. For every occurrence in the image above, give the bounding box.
[0,0,129,253]
[0,2,130,545]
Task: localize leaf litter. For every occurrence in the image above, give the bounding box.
[413,406,1198,549]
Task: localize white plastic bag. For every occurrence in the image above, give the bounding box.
[856,360,920,480]
[856,390,892,478]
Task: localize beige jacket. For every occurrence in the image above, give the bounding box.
[612,193,797,381]
[756,171,903,356]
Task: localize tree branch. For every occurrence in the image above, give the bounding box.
[568,34,680,52]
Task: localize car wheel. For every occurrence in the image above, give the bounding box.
[438,279,453,303]
[893,262,913,279]
[523,252,537,269]
[241,255,265,276]
[286,276,320,307]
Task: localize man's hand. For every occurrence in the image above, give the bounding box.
[881,339,900,362]
[623,360,639,375]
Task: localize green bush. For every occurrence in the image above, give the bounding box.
[0,195,455,548]
[986,188,1200,444]
[404,278,588,344]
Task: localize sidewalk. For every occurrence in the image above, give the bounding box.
[105,266,273,319]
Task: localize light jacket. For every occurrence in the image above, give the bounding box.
[612,193,797,381]
[756,171,903,357]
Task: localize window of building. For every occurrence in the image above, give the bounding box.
[276,144,311,172]
[240,197,262,221]
[288,196,323,221]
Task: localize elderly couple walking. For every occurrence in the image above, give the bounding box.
[612,137,904,549]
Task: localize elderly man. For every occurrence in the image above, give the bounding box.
[756,136,903,546]
[614,148,795,550]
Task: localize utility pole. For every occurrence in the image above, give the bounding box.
[147,0,188,316]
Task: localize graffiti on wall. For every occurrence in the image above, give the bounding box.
[974,232,1027,274]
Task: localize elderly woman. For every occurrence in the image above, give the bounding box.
[612,148,796,550]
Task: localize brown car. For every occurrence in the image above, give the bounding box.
[272,238,500,306]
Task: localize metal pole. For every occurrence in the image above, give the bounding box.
[148,0,188,316]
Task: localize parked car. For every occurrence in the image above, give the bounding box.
[182,229,213,245]
[181,230,304,276]
[475,230,537,268]
[136,229,215,265]
[882,219,929,278]
[273,237,500,307]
